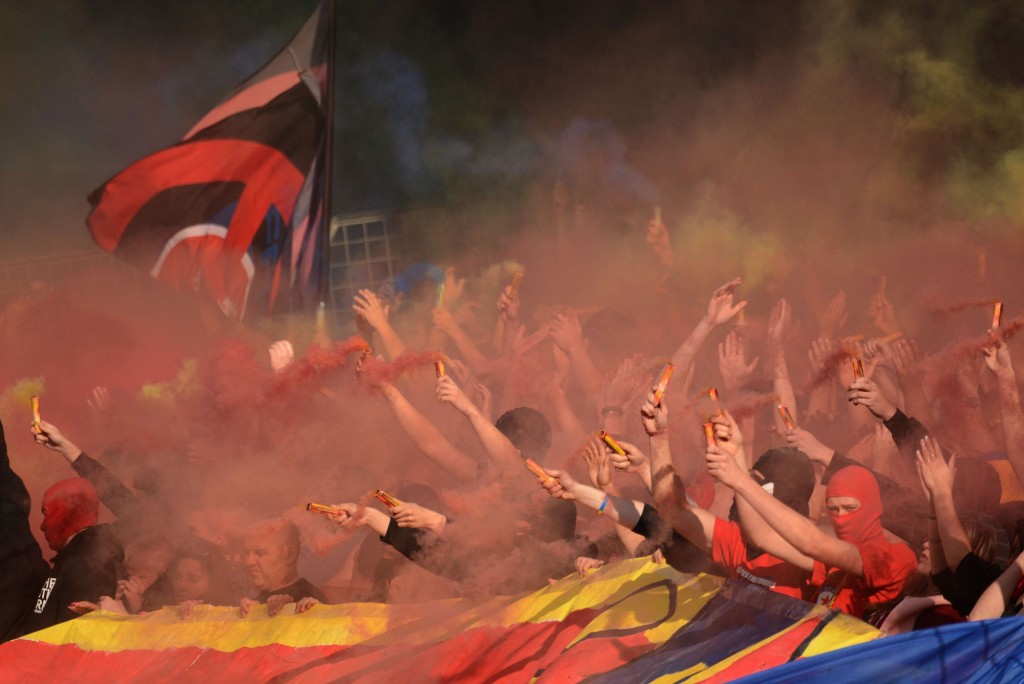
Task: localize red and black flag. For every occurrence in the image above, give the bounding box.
[87,5,330,320]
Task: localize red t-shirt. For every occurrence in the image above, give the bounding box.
[712,518,811,600]
[811,537,917,618]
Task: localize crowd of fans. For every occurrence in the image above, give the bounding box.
[3,217,1024,649]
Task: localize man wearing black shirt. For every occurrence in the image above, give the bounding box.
[239,521,326,616]
[20,477,123,635]
[0,418,49,641]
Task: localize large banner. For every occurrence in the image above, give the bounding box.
[0,558,877,682]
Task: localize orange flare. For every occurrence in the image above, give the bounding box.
[599,430,626,456]
[435,360,446,378]
[306,502,341,516]
[509,271,524,294]
[652,363,675,404]
[777,402,797,430]
[525,457,554,485]
[374,489,401,508]
[851,356,865,380]
[31,396,41,435]
[993,302,1003,329]
[703,422,717,448]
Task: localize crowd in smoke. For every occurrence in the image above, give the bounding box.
[4,182,1024,654]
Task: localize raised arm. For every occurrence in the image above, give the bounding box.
[671,278,746,384]
[34,420,137,518]
[706,437,861,576]
[549,313,604,400]
[984,338,1024,489]
[640,392,717,552]
[916,436,971,570]
[353,289,406,361]
[540,464,643,530]
[767,299,799,438]
[436,376,522,478]
[432,307,493,373]
[704,411,814,570]
[380,383,477,483]
[969,550,1024,621]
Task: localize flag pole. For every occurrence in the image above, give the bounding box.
[318,0,337,309]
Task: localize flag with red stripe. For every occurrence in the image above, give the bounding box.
[86,5,329,319]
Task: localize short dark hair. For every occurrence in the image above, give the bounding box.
[495,407,552,462]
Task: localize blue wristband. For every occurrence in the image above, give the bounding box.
[597,495,609,514]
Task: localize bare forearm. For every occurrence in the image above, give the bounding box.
[445,324,493,373]
[383,386,476,483]
[568,346,604,398]
[734,476,832,562]
[649,434,685,508]
[970,557,1024,621]
[671,317,715,381]
[926,516,948,574]
[997,371,1024,488]
[900,375,935,427]
[374,323,407,361]
[466,408,523,476]
[772,353,798,437]
[933,492,972,570]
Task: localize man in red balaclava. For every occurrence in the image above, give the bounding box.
[20,477,123,634]
[707,449,917,620]
[810,465,917,616]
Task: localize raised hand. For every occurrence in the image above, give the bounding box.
[391,502,446,533]
[353,289,391,331]
[819,290,849,338]
[640,390,669,436]
[582,438,612,490]
[86,386,111,414]
[705,277,747,327]
[867,276,900,336]
[548,313,585,353]
[766,298,790,348]
[915,436,955,502]
[846,377,898,421]
[540,468,577,501]
[891,338,921,379]
[496,284,520,322]
[785,426,835,466]
[32,420,83,463]
[268,340,295,373]
[718,331,759,390]
[602,355,647,413]
[705,443,746,489]
[609,440,648,475]
[983,337,1014,378]
[436,376,476,415]
[431,306,457,334]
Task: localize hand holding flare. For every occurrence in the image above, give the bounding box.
[776,402,797,430]
[306,502,345,518]
[525,457,555,485]
[652,363,675,405]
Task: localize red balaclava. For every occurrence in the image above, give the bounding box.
[826,465,884,545]
[41,478,99,552]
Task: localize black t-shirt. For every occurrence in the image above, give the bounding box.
[0,420,49,642]
[21,524,123,636]
[632,504,725,576]
[254,577,327,604]
[932,552,1003,617]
